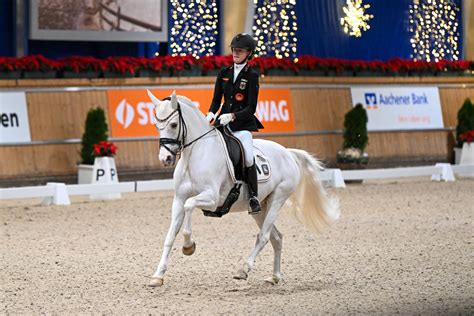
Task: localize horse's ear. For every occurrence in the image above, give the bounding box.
[170,90,178,110]
[147,89,161,108]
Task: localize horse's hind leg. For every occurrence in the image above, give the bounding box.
[250,210,283,284]
[267,226,283,284]
[234,189,290,281]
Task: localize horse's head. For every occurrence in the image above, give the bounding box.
[147,90,182,167]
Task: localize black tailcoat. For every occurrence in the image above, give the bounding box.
[208,64,264,131]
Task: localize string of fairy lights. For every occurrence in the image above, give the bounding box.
[409,0,460,62]
[252,0,298,59]
[169,0,219,57]
[340,0,373,37]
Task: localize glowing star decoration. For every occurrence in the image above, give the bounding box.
[409,0,460,62]
[169,0,219,57]
[252,0,298,59]
[340,0,373,37]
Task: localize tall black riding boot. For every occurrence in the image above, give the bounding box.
[246,164,261,215]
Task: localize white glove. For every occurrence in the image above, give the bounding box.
[206,112,216,123]
[219,113,234,125]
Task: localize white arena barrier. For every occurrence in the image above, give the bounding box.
[320,163,472,187]
[0,164,472,205]
[320,169,346,188]
[452,164,474,177]
[339,163,455,182]
[135,179,174,192]
[0,182,71,205]
[67,182,135,196]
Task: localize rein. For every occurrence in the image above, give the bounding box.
[156,98,216,157]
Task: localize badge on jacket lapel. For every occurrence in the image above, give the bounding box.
[235,93,244,101]
[239,79,247,90]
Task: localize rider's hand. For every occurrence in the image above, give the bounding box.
[219,113,234,125]
[206,112,216,123]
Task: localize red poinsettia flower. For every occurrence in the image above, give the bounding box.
[459,130,474,143]
[0,57,23,72]
[92,141,118,157]
[15,55,62,71]
[103,56,139,74]
[60,56,103,73]
[198,55,232,72]
[1,54,472,77]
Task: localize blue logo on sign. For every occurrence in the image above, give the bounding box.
[364,93,378,109]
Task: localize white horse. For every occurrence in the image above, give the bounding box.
[147,90,340,287]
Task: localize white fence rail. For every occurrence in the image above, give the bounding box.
[1,164,473,205]
[452,164,474,177]
[0,185,55,200]
[67,182,136,196]
[136,179,174,192]
[341,165,441,180]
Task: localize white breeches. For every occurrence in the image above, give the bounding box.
[231,130,254,167]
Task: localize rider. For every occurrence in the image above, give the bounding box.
[206,32,264,215]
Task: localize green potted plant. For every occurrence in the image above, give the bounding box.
[77,107,109,184]
[337,103,369,169]
[454,98,474,164]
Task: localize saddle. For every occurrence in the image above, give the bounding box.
[216,125,245,181]
[201,125,271,218]
[214,125,272,183]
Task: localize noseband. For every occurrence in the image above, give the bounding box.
[155,97,215,158]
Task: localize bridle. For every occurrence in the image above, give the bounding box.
[155,97,216,158]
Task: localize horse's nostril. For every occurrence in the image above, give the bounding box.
[166,156,172,162]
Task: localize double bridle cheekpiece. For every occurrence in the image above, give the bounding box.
[155,97,215,157]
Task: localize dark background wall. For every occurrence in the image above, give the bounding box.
[0,0,15,57]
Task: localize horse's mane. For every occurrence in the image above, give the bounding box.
[176,95,205,119]
[176,95,193,105]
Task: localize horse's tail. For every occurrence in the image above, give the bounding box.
[287,148,341,234]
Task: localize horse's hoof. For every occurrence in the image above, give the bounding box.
[233,269,248,280]
[264,275,280,285]
[148,277,164,287]
[182,242,196,256]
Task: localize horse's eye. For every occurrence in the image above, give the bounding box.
[170,123,178,129]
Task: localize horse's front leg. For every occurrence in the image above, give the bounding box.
[182,211,196,256]
[181,189,219,254]
[149,190,217,287]
[181,189,219,256]
[149,198,185,287]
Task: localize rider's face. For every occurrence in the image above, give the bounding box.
[232,47,250,64]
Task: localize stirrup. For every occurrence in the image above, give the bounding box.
[248,197,261,215]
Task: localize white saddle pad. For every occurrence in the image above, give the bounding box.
[216,132,271,183]
[254,147,271,183]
